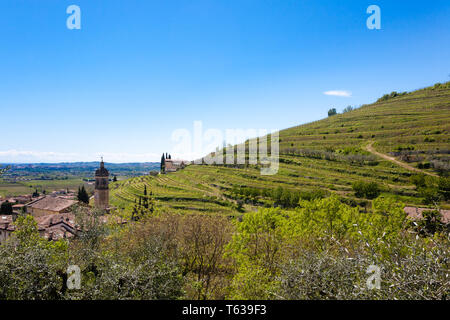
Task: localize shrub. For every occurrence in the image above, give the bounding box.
[410,174,426,188]
[437,177,450,201]
[328,108,337,117]
[0,200,13,215]
[419,187,441,205]
[352,181,380,199]
[418,162,431,169]
[342,106,353,113]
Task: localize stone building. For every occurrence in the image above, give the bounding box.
[0,212,78,244]
[94,158,109,210]
[26,196,77,217]
[0,215,14,244]
[161,153,188,173]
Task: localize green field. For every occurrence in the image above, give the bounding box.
[0,178,92,197]
[111,83,450,214]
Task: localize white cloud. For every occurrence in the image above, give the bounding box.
[323,90,352,97]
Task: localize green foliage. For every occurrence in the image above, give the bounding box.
[225,196,448,300]
[352,181,381,199]
[0,215,68,299]
[342,105,354,113]
[131,187,155,221]
[70,236,184,300]
[77,185,90,204]
[419,187,441,205]
[394,145,415,152]
[231,185,328,209]
[328,108,337,117]
[160,153,166,172]
[32,189,40,197]
[377,91,407,102]
[418,162,431,169]
[410,174,426,188]
[0,200,13,215]
[437,177,450,201]
[412,176,449,204]
[0,196,448,300]
[414,209,447,236]
[278,237,449,300]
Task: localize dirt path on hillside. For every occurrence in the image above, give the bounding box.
[364,141,438,177]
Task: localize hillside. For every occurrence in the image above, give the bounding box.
[110,82,450,215]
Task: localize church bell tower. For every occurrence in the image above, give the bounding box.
[94,157,109,210]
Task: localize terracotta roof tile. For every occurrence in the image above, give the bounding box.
[27,196,77,212]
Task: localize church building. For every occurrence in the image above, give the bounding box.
[94,158,109,210]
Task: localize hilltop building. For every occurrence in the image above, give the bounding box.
[94,158,109,210]
[160,153,188,173]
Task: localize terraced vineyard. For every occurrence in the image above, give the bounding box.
[111,83,450,215]
[110,171,238,216]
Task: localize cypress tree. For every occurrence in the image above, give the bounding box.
[161,153,166,173]
[143,185,148,209]
[0,200,13,215]
[77,186,89,204]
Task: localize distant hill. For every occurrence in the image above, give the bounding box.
[2,162,160,176]
[111,82,450,215]
[0,162,160,197]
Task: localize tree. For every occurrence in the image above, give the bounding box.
[415,210,446,236]
[410,174,426,189]
[342,105,353,113]
[0,200,13,215]
[328,108,337,117]
[77,186,90,204]
[179,215,232,299]
[160,153,166,172]
[437,177,450,201]
[0,215,68,299]
[352,181,380,199]
[143,186,148,209]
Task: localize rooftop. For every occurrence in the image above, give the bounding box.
[95,160,109,177]
[27,196,78,212]
[404,207,450,224]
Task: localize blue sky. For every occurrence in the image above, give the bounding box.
[0,0,449,163]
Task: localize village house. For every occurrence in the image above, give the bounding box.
[26,195,78,217]
[35,212,78,241]
[0,212,79,244]
[0,215,14,244]
[0,161,124,244]
[404,206,450,224]
[163,158,188,173]
[12,203,25,214]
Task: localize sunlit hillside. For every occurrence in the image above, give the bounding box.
[111,82,450,215]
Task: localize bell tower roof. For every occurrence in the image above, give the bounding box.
[95,158,109,177]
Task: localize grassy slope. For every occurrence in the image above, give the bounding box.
[111,83,450,214]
